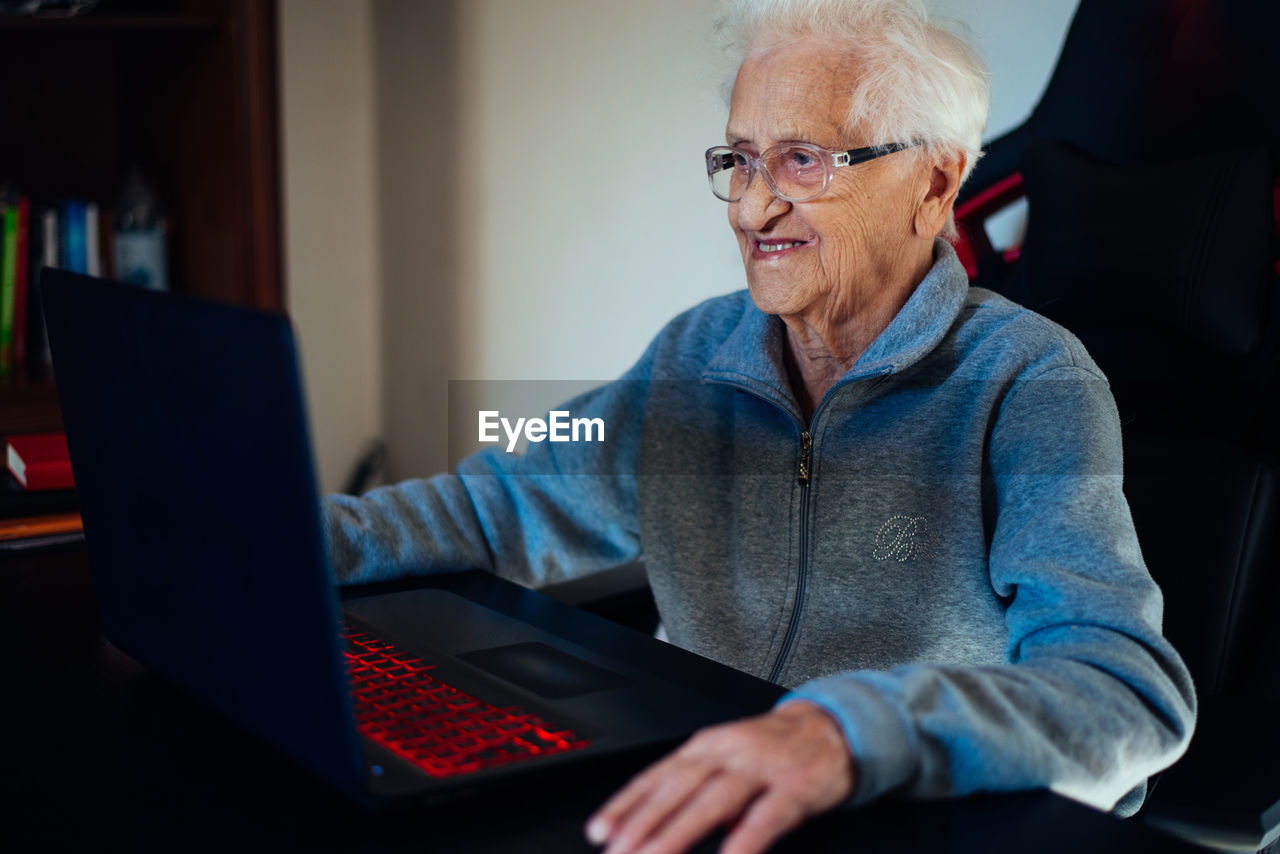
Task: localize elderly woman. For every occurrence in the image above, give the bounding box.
[325,1,1195,852]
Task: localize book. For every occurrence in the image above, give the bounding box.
[0,512,84,553]
[0,194,16,377]
[5,432,74,491]
[12,195,29,374]
[26,205,58,379]
[61,199,87,274]
[98,208,115,279]
[0,512,81,541]
[0,468,77,520]
[85,201,100,277]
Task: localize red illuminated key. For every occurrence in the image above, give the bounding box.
[340,620,590,778]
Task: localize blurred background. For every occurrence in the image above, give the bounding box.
[278,0,1081,492]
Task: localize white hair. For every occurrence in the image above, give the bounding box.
[719,0,990,185]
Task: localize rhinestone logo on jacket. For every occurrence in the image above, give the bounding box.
[872,514,933,562]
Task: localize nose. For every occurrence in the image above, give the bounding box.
[733,170,791,231]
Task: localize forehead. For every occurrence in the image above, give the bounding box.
[727,38,862,147]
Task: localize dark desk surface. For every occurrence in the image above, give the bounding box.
[3,548,1202,853]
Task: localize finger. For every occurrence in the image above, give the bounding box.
[628,771,761,854]
[719,792,807,854]
[599,761,719,854]
[586,755,693,845]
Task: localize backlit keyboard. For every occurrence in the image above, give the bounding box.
[342,622,591,778]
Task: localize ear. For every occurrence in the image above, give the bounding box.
[913,153,966,239]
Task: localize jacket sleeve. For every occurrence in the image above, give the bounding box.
[322,372,651,590]
[782,364,1197,814]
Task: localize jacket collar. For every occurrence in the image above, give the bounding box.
[702,239,970,410]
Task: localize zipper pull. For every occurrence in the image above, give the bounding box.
[798,431,813,486]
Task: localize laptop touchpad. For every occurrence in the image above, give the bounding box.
[459,642,629,699]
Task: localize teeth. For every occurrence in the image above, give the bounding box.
[759,241,803,252]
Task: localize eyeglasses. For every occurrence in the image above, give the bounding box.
[704,140,915,203]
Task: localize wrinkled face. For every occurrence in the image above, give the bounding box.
[727,39,923,320]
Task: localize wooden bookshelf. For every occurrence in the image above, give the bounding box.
[0,0,282,433]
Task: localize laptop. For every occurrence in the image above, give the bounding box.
[39,268,781,807]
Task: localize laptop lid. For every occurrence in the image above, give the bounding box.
[41,268,368,795]
[41,268,783,806]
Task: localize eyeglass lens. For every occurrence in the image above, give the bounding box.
[708,144,828,202]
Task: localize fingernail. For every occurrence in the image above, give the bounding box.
[586,817,610,845]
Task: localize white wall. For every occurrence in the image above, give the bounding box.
[455,0,744,384]
[371,0,465,481]
[940,0,1078,140]
[279,0,383,493]
[283,0,1081,486]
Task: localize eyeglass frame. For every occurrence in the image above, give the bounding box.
[704,140,917,203]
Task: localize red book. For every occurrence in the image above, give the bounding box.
[5,433,74,491]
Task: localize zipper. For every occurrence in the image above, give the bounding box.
[701,365,893,685]
[797,431,813,486]
[768,429,812,683]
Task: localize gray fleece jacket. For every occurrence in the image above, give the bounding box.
[324,241,1195,813]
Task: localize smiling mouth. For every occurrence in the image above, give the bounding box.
[752,238,811,258]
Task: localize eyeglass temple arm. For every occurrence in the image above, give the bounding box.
[835,141,918,167]
[707,150,737,171]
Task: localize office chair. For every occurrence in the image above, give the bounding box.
[953,0,1280,850]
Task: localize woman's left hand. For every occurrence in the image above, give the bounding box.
[585,700,856,854]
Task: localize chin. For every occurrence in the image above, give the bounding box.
[745,274,804,318]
